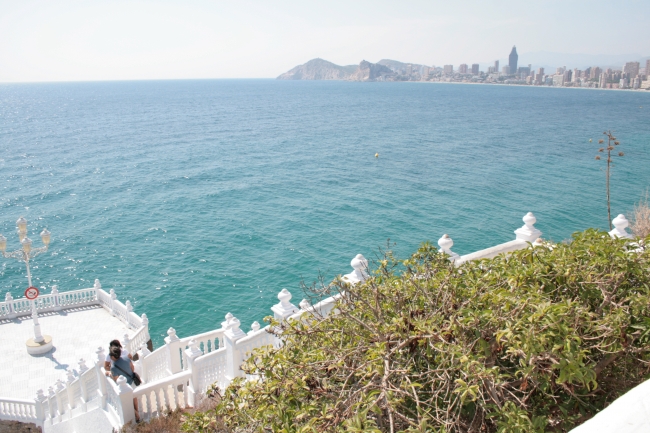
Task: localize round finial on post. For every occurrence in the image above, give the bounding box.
[55,379,65,391]
[94,279,101,290]
[278,289,292,307]
[140,313,148,326]
[36,389,45,401]
[251,321,260,332]
[522,212,537,228]
[66,369,75,383]
[139,342,151,358]
[224,315,246,340]
[222,312,234,330]
[5,292,13,302]
[299,299,311,310]
[350,254,368,273]
[609,214,633,239]
[96,346,106,363]
[167,327,177,340]
[515,212,542,242]
[125,300,133,312]
[438,234,453,254]
[109,289,116,300]
[78,358,88,373]
[51,286,58,295]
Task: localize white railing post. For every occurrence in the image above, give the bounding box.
[184,339,203,407]
[34,389,46,425]
[342,254,369,284]
[78,359,89,411]
[93,279,101,298]
[47,386,57,422]
[609,214,634,239]
[271,289,298,321]
[165,327,183,374]
[514,212,542,242]
[51,285,62,311]
[95,347,108,408]
[66,370,76,412]
[219,312,233,348]
[136,342,151,382]
[5,292,16,319]
[224,316,247,384]
[438,234,460,262]
[116,376,136,425]
[54,380,64,422]
[109,289,117,316]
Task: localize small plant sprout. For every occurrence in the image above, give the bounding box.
[595,131,624,229]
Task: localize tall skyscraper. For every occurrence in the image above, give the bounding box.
[646,59,650,79]
[494,60,499,73]
[443,65,453,75]
[471,64,479,75]
[508,46,518,76]
[459,64,468,74]
[623,62,640,78]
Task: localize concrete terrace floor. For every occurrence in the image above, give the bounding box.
[0,305,137,400]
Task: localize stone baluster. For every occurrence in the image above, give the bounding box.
[137,342,151,382]
[47,386,57,421]
[224,316,247,385]
[609,214,633,239]
[51,285,62,311]
[342,254,369,285]
[248,321,261,335]
[54,379,65,422]
[109,289,117,316]
[514,212,542,243]
[34,389,47,424]
[183,339,203,406]
[66,370,76,411]
[4,292,16,319]
[438,234,460,261]
[115,376,136,425]
[78,359,89,411]
[165,327,182,374]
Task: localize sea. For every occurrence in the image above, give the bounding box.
[1,80,649,346]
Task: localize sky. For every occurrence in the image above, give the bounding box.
[1,0,649,82]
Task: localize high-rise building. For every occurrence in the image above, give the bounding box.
[646,60,650,79]
[494,60,499,73]
[459,64,468,74]
[471,64,479,75]
[573,69,581,83]
[517,67,530,77]
[556,66,566,75]
[502,65,511,75]
[623,62,640,78]
[590,67,602,80]
[443,65,453,75]
[508,46,518,75]
[563,70,572,84]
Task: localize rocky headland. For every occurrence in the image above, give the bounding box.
[277,58,424,82]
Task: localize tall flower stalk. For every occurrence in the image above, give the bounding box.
[595,131,624,229]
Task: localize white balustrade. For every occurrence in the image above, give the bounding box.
[609,214,634,239]
[0,398,38,424]
[133,370,190,422]
[438,234,460,261]
[194,347,228,396]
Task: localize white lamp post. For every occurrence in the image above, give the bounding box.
[0,217,54,355]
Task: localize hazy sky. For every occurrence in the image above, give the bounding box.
[1,0,648,82]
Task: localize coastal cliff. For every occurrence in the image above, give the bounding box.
[277,58,397,82]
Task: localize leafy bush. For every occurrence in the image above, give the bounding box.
[189,230,650,433]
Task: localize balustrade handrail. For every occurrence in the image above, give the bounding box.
[178,327,226,345]
[132,370,191,398]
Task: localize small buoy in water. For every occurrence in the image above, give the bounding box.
[375,153,379,158]
[589,138,592,142]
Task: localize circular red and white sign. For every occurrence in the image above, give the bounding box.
[25,286,39,300]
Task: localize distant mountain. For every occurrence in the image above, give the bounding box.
[276,58,357,80]
[377,59,426,72]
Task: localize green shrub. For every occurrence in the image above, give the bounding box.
[188,230,650,433]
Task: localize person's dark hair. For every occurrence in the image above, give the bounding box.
[109,339,122,348]
[110,346,122,360]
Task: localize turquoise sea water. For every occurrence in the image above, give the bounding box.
[1,80,649,346]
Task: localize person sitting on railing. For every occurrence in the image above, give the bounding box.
[107,346,141,423]
[104,339,132,373]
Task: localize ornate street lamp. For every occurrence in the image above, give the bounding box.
[0,217,53,354]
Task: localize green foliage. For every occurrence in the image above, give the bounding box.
[186,230,650,432]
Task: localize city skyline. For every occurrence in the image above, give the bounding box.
[1,0,649,83]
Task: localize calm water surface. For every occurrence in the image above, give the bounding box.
[1,80,649,345]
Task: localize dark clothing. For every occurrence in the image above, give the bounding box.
[111,357,134,385]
